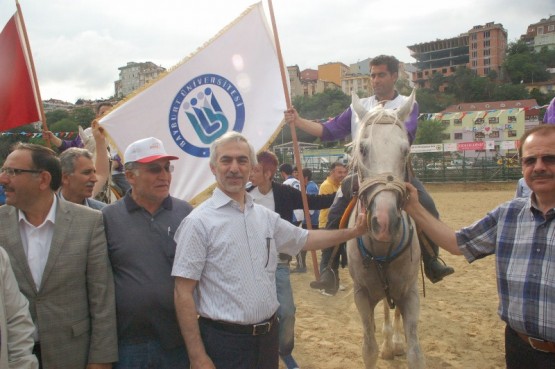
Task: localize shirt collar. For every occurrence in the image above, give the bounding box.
[123,190,173,212]
[18,194,57,227]
[212,187,253,210]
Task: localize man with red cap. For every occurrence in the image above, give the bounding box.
[102,137,193,369]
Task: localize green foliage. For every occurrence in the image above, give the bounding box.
[44,107,95,131]
[49,118,79,133]
[503,40,551,84]
[45,109,70,123]
[71,107,95,129]
[491,83,530,101]
[415,89,457,113]
[293,89,350,120]
[414,119,446,145]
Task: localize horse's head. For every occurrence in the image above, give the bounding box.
[351,90,415,242]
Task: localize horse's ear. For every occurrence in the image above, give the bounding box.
[397,89,416,123]
[78,126,86,143]
[351,92,367,120]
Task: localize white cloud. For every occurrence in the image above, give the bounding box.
[0,0,549,102]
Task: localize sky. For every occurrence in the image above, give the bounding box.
[0,0,550,103]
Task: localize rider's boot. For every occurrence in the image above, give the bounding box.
[420,234,455,283]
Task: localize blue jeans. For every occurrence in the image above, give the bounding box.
[275,263,296,357]
[114,339,189,369]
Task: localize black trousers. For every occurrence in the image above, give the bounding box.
[505,325,555,369]
[198,318,279,369]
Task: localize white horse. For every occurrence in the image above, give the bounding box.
[347,90,425,369]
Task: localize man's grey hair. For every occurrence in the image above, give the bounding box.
[209,131,257,166]
[59,148,94,175]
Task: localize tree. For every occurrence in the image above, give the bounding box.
[445,67,476,102]
[429,72,445,92]
[45,109,70,125]
[503,40,550,83]
[71,107,95,129]
[293,89,350,120]
[415,89,457,113]
[492,83,530,101]
[49,118,79,133]
[414,119,446,145]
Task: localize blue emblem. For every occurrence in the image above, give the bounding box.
[169,74,245,157]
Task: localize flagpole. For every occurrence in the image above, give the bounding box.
[267,0,319,280]
[15,0,50,146]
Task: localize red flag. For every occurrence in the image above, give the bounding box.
[0,12,41,131]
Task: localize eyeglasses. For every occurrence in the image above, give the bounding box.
[521,155,555,167]
[0,167,43,177]
[141,163,174,174]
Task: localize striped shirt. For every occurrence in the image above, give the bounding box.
[172,188,308,324]
[456,196,555,342]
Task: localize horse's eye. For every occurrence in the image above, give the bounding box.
[359,145,367,156]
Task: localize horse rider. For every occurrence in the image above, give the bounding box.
[284,54,454,288]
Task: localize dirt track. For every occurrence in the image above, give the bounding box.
[282,181,517,369]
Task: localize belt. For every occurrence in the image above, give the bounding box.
[278,253,292,264]
[517,331,555,353]
[199,313,277,336]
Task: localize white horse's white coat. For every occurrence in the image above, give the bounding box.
[347,90,425,369]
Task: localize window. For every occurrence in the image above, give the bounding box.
[488,131,499,138]
[538,26,544,35]
[508,130,517,137]
[454,119,462,125]
[472,60,478,67]
[484,58,490,65]
[472,33,477,40]
[549,25,555,32]
[472,51,477,58]
[475,118,484,124]
[484,49,490,56]
[483,40,490,47]
[484,67,490,74]
[441,120,450,127]
[508,116,516,122]
[472,42,477,49]
[484,30,490,38]
[489,117,499,124]
[454,132,463,140]
[475,132,485,139]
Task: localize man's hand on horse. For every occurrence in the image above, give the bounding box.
[403,182,420,214]
[353,211,368,237]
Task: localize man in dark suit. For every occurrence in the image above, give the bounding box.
[0,143,117,369]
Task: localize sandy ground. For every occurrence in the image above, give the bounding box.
[283,182,517,369]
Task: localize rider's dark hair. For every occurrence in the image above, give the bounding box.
[370,55,399,75]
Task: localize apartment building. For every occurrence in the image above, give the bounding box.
[318,62,350,86]
[521,15,555,52]
[408,22,507,88]
[114,61,166,98]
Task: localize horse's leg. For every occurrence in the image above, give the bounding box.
[398,285,425,369]
[380,300,395,360]
[392,306,405,356]
[353,284,379,369]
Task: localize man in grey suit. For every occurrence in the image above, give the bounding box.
[0,143,117,369]
[59,148,106,210]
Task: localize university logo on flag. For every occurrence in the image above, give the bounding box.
[100,2,286,203]
[169,74,246,158]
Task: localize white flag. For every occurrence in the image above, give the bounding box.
[100,2,286,203]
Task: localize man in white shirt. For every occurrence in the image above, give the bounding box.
[172,132,366,369]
